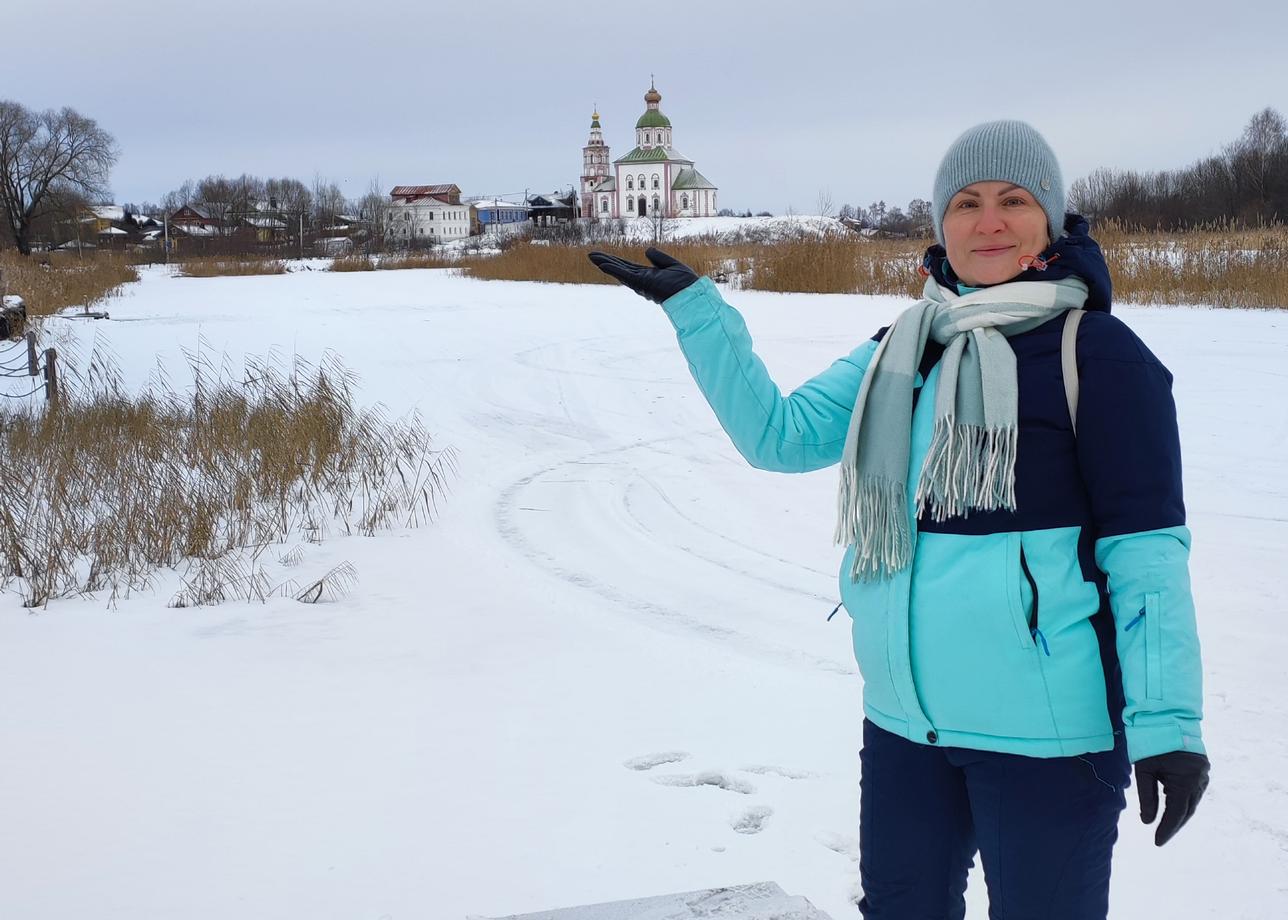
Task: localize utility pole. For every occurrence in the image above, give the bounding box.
[163,213,170,264]
[299,211,305,261]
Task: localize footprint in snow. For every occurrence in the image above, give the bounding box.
[651,771,756,795]
[741,764,816,780]
[731,805,774,835]
[816,830,860,861]
[623,751,690,771]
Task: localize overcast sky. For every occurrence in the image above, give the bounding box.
[5,0,1286,214]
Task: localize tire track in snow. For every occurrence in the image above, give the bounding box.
[493,437,854,677]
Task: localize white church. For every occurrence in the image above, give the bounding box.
[581,81,719,220]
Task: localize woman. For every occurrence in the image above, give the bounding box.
[590,120,1210,919]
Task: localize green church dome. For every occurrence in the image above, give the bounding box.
[636,109,672,129]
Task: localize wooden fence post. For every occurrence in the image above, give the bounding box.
[43,348,57,403]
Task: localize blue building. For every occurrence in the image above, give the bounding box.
[472,198,531,227]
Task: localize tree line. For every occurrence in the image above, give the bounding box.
[1069,108,1287,229]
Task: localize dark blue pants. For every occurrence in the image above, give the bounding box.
[858,719,1130,920]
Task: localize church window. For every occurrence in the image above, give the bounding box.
[638,174,646,188]
[653,196,660,213]
[627,177,634,190]
[601,199,608,213]
[627,198,634,212]
[645,133,650,143]
[682,195,689,209]
[652,176,660,190]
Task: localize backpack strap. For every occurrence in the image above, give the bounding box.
[1061,308,1085,435]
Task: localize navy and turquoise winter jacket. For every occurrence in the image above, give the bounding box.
[659,217,1204,762]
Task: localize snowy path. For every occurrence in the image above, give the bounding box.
[1,267,1285,918]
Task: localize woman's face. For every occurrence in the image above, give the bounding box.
[942,181,1050,286]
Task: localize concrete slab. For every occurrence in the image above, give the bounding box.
[473,881,834,920]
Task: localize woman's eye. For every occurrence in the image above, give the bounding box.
[956,200,977,209]
[1004,197,1028,206]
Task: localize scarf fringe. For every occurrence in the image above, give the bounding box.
[835,465,911,582]
[914,418,1018,522]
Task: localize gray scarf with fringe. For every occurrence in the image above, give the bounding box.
[835,275,1089,582]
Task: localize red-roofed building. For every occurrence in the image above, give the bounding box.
[386,183,471,245]
[389,184,462,205]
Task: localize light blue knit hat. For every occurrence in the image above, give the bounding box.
[932,120,1065,246]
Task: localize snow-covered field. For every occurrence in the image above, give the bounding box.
[1,266,1285,919]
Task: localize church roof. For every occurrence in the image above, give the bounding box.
[635,109,671,129]
[591,176,616,192]
[672,167,716,190]
[615,145,692,164]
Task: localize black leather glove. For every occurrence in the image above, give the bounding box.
[1135,751,1210,846]
[587,247,699,304]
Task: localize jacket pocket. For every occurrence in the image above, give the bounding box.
[1006,533,1037,649]
[840,546,902,720]
[1145,591,1163,701]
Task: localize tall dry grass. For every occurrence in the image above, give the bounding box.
[330,251,462,273]
[744,237,923,296]
[458,238,920,294]
[0,250,139,318]
[1094,220,1288,308]
[0,345,455,608]
[329,254,378,272]
[458,241,754,286]
[176,256,288,278]
[452,227,1288,308]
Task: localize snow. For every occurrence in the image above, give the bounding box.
[1,266,1285,919]
[480,882,832,919]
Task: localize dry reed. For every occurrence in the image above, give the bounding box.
[330,251,461,272]
[176,256,288,278]
[1094,220,1288,308]
[0,250,139,318]
[453,228,1288,308]
[0,344,455,608]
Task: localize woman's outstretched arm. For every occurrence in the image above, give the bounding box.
[661,276,877,473]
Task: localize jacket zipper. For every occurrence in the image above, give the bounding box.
[1020,546,1050,656]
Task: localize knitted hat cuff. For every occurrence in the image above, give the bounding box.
[932,120,1065,246]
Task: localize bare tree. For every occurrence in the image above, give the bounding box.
[312,177,347,232]
[816,187,834,218]
[0,100,117,254]
[356,176,389,251]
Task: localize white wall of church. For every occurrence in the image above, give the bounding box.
[616,167,669,216]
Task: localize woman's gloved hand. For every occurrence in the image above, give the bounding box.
[1135,751,1210,846]
[587,247,699,304]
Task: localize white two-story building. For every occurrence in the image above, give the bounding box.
[386,184,472,243]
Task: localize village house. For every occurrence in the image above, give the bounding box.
[386,184,472,244]
[164,204,229,251]
[471,198,530,230]
[526,190,578,227]
[70,205,161,249]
